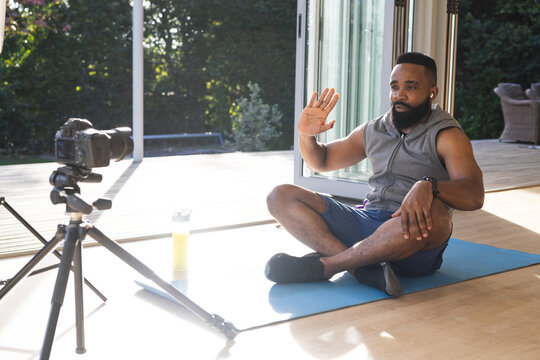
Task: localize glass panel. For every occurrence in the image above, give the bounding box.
[407,0,415,52]
[304,0,386,183]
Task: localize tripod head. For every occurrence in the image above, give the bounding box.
[48,118,132,216]
[50,165,112,214]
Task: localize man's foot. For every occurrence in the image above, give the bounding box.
[265,252,326,283]
[353,262,403,297]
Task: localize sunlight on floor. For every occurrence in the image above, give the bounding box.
[481,187,540,235]
[380,331,395,339]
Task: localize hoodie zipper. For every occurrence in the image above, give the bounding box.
[380,133,406,201]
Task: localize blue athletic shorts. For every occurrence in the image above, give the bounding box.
[319,194,448,277]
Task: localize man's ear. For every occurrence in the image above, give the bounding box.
[430,86,439,100]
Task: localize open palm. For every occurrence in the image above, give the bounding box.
[298,88,340,136]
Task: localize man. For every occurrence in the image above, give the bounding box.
[265,52,484,297]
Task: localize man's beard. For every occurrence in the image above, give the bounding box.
[391,96,431,132]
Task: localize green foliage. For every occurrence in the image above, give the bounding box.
[228,83,283,151]
[142,0,214,135]
[455,0,540,139]
[0,154,53,165]
[0,0,296,156]
[4,0,538,156]
[204,1,296,148]
[142,0,296,148]
[1,0,133,155]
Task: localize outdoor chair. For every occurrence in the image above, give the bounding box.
[494,83,540,144]
[525,83,540,101]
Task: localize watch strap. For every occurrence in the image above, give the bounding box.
[422,176,440,196]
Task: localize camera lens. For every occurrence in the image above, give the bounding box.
[105,127,134,161]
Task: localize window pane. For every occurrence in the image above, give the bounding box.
[304,0,386,183]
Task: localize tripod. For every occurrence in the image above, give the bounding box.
[0,197,106,302]
[40,166,238,359]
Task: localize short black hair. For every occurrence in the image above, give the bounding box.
[396,52,437,86]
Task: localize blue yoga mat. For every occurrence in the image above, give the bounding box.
[136,238,540,331]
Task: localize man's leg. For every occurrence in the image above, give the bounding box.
[265,184,451,295]
[320,199,452,278]
[266,184,348,256]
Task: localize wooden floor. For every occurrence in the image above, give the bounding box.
[0,151,294,258]
[2,140,540,258]
[1,142,540,359]
[469,140,540,192]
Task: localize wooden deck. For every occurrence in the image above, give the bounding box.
[470,140,540,192]
[0,151,294,258]
[1,140,540,258]
[1,141,540,359]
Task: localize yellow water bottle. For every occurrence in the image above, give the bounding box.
[172,209,191,272]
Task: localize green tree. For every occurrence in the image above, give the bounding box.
[0,0,297,155]
[1,0,73,154]
[142,0,215,135]
[455,0,540,140]
[1,0,132,155]
[142,0,296,148]
[205,0,296,148]
[229,83,283,151]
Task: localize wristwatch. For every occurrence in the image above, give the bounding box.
[422,176,440,196]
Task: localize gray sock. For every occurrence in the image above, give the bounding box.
[265,252,326,283]
[353,262,403,297]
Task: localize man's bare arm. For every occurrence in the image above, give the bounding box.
[299,89,367,172]
[435,127,484,210]
[393,127,484,240]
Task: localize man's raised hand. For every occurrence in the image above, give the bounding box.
[298,88,340,136]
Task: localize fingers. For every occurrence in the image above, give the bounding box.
[314,88,329,108]
[313,88,339,111]
[424,208,433,231]
[399,208,430,241]
[321,119,336,131]
[324,92,339,113]
[415,210,429,240]
[307,91,317,107]
[400,210,410,240]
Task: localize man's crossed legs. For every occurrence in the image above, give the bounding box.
[265,184,452,297]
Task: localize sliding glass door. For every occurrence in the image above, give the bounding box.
[294,0,457,199]
[294,0,394,199]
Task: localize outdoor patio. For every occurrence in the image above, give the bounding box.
[0,140,540,359]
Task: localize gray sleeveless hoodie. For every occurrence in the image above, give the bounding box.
[363,104,461,212]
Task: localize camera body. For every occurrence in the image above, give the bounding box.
[55,118,133,169]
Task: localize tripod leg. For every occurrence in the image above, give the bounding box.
[73,239,86,354]
[40,224,79,360]
[86,225,239,340]
[0,224,106,302]
[0,198,107,302]
[0,228,64,301]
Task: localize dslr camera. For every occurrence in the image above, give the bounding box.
[55,118,134,169]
